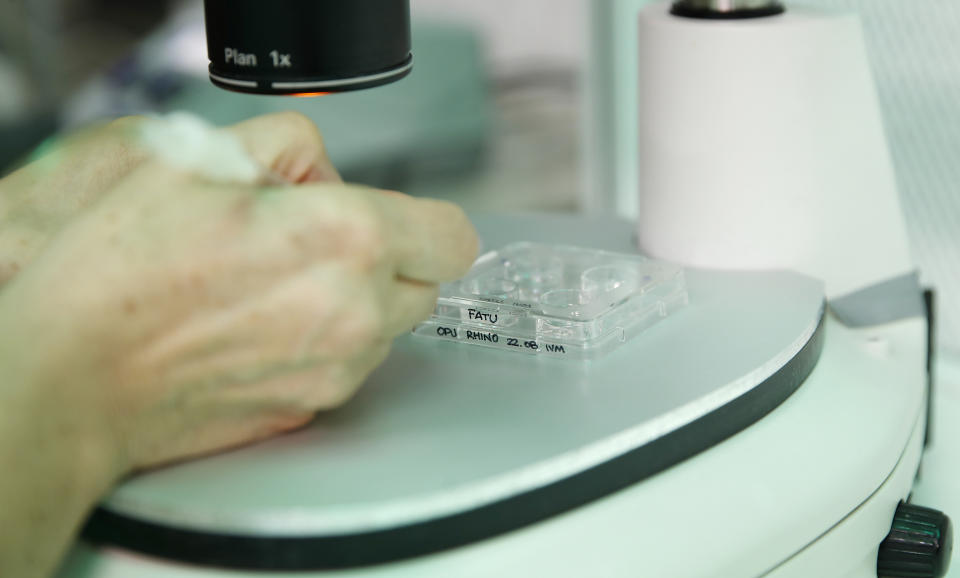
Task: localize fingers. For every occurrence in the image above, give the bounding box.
[387,197,479,283]
[227,112,341,184]
[267,183,478,284]
[366,191,479,283]
[383,277,440,337]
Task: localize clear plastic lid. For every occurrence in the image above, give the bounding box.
[413,243,688,359]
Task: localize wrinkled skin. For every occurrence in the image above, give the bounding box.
[0,112,478,578]
[0,113,342,285]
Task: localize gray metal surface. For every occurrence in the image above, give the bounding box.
[830,272,926,328]
[98,214,824,537]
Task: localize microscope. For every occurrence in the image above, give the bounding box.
[202,0,413,95]
[63,1,953,577]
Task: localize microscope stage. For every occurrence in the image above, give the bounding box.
[82,215,826,571]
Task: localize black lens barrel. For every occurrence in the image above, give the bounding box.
[204,0,412,95]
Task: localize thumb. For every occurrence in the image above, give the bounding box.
[227,112,342,184]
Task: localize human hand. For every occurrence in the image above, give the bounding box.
[0,112,476,578]
[0,112,477,479]
[0,112,341,286]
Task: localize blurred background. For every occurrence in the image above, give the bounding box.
[0,0,958,355]
[0,0,586,215]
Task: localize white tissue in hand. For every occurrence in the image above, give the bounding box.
[140,112,262,185]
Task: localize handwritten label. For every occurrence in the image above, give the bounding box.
[467,309,499,324]
[436,326,458,338]
[465,330,499,343]
[430,326,567,355]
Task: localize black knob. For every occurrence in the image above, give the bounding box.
[878,502,953,578]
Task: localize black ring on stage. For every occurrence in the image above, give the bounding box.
[82,305,826,570]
